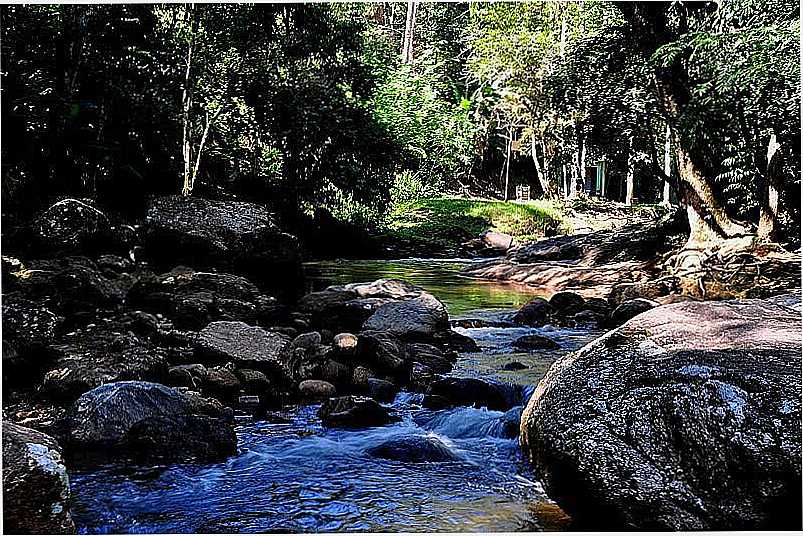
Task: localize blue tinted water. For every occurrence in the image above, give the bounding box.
[70,259,600,533]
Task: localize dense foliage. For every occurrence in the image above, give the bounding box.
[1,1,799,243]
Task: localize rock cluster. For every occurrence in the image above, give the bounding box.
[3,197,501,531]
[512,289,659,329]
[2,196,306,531]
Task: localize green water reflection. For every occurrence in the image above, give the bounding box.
[303,259,542,317]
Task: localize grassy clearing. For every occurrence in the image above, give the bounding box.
[380,196,567,255]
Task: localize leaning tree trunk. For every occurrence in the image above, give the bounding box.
[621,2,752,249]
[758,132,782,242]
[181,5,197,197]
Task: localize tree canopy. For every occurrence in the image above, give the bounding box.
[1,1,799,243]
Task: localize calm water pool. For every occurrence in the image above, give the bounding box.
[70,259,598,533]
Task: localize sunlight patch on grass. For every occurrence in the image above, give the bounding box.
[384,196,567,251]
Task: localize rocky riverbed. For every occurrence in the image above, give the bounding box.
[2,196,801,532]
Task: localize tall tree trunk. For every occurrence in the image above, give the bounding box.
[625,135,635,205]
[531,134,551,198]
[579,127,587,194]
[758,132,782,242]
[662,123,671,205]
[559,5,567,57]
[181,4,196,197]
[401,1,418,64]
[503,126,512,201]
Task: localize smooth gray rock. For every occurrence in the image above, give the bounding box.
[521,295,803,530]
[362,293,449,338]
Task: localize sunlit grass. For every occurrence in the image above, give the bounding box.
[382,196,568,252]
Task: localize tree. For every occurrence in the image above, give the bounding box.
[619,1,799,247]
[401,1,418,64]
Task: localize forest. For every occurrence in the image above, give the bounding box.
[1,1,801,534]
[2,1,799,246]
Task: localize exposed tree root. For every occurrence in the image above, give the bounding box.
[662,238,801,300]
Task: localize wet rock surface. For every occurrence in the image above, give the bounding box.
[195,321,290,379]
[512,334,560,351]
[366,435,459,463]
[40,320,168,401]
[2,421,75,534]
[60,381,236,464]
[520,295,803,530]
[318,396,399,428]
[426,377,519,412]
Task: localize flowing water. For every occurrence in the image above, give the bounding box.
[70,259,602,533]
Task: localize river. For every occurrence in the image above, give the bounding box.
[69,259,601,533]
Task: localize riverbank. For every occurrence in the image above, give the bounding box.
[368,196,669,260]
[3,194,801,533]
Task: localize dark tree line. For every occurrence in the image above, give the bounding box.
[1,2,800,247]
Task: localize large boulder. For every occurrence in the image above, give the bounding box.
[143,196,301,294]
[194,321,290,380]
[40,320,168,401]
[128,267,282,330]
[297,279,434,333]
[2,422,75,534]
[31,198,132,257]
[61,381,236,463]
[520,295,802,530]
[362,293,449,339]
